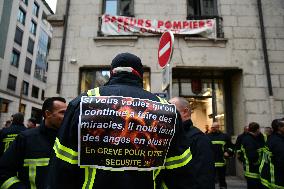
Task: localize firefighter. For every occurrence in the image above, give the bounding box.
[259,119,284,189]
[0,113,26,156]
[0,97,67,189]
[235,126,248,162]
[207,122,234,189]
[160,97,215,189]
[240,122,265,189]
[45,53,191,189]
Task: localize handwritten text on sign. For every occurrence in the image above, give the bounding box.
[79,96,177,170]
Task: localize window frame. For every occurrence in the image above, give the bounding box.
[10,49,20,68]
[22,80,29,96]
[32,2,40,17]
[17,7,26,25]
[24,57,32,74]
[103,0,134,17]
[79,67,150,94]
[27,38,35,54]
[7,74,17,91]
[14,27,24,45]
[30,20,37,35]
[31,85,39,98]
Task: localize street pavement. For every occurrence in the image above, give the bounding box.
[215,176,247,189]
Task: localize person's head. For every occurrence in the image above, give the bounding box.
[42,97,67,130]
[271,119,284,135]
[248,122,260,136]
[27,118,37,129]
[11,113,24,125]
[244,125,249,133]
[4,120,11,128]
[169,97,191,122]
[109,53,144,83]
[211,122,220,133]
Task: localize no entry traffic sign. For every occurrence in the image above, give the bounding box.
[158,31,174,68]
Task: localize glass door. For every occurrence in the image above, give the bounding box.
[172,78,225,132]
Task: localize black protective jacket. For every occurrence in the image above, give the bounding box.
[46,73,190,189]
[241,133,265,179]
[161,119,215,189]
[259,133,284,188]
[207,131,234,167]
[235,132,247,162]
[0,122,57,189]
[0,123,26,156]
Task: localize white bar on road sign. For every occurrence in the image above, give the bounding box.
[159,42,171,57]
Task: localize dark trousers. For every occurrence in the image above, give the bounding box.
[246,177,263,189]
[215,166,227,189]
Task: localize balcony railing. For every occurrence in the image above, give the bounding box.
[187,15,224,38]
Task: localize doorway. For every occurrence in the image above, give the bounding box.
[172,69,227,133]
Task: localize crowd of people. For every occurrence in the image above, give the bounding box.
[0,52,283,189]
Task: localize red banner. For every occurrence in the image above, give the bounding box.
[101,14,216,38]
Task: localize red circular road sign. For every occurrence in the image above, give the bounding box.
[158,31,174,68]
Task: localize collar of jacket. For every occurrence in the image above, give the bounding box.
[183,119,193,131]
[105,72,143,88]
[40,121,57,140]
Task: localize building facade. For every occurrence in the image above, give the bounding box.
[47,0,284,174]
[0,0,53,126]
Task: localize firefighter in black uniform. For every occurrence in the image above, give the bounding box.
[0,97,67,189]
[46,53,192,189]
[207,122,234,189]
[235,126,248,162]
[0,113,26,156]
[259,119,284,189]
[161,97,215,189]
[240,122,265,189]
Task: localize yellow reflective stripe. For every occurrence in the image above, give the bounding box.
[54,138,78,164]
[260,178,271,189]
[23,158,50,166]
[23,158,50,189]
[156,96,168,104]
[270,159,275,185]
[161,181,168,189]
[0,177,20,189]
[153,169,162,189]
[271,184,284,189]
[87,87,100,97]
[2,137,16,142]
[82,167,96,189]
[245,172,259,179]
[165,148,192,169]
[211,141,225,145]
[215,162,225,167]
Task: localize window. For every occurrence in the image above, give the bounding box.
[80,68,150,93]
[187,0,218,16]
[41,90,45,100]
[32,2,39,17]
[30,20,37,35]
[19,104,26,114]
[187,0,223,38]
[14,27,23,45]
[32,85,39,98]
[103,0,134,16]
[22,81,29,95]
[27,38,34,54]
[24,57,32,74]
[0,101,9,113]
[7,74,17,91]
[31,107,42,124]
[10,49,20,67]
[22,0,28,5]
[17,7,26,25]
